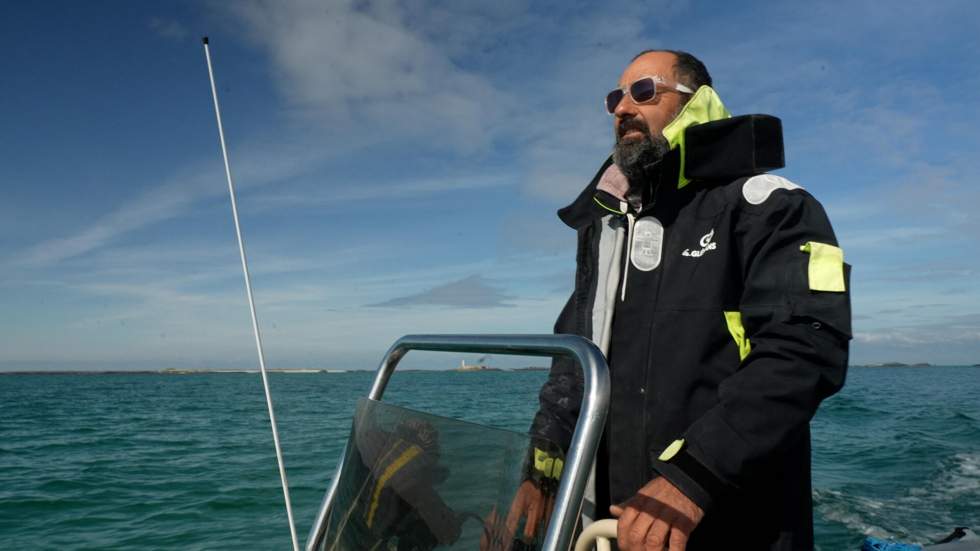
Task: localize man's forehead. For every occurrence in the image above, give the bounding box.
[619,51,677,85]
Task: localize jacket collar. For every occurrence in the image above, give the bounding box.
[558,113,785,229]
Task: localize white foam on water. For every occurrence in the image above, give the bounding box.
[936,453,980,503]
[920,452,980,501]
[814,488,893,538]
[820,451,980,545]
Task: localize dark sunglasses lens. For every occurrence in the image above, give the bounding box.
[605,89,624,113]
[630,78,657,103]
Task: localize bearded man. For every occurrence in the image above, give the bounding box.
[512,50,852,551]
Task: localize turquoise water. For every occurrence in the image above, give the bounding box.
[1,367,977,549]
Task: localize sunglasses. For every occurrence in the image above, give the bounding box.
[605,76,695,114]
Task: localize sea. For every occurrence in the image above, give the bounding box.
[1,367,977,550]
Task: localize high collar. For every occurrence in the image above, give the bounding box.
[558,114,785,229]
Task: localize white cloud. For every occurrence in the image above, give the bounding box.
[228,0,512,153]
[224,0,667,202]
[851,314,980,365]
[149,17,188,42]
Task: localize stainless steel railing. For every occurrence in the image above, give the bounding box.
[305,334,610,551]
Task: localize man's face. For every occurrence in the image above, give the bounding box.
[612,52,687,183]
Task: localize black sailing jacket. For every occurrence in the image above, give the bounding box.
[529,114,851,550]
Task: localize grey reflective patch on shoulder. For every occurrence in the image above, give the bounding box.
[742,174,803,205]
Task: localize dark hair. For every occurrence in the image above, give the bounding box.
[631,49,712,91]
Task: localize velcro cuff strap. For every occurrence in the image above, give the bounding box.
[654,448,728,511]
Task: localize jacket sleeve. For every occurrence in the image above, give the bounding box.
[654,186,851,511]
[526,293,584,483]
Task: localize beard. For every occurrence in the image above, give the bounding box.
[612,118,672,186]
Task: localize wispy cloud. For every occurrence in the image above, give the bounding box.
[245,171,518,212]
[855,313,980,346]
[369,274,513,308]
[228,0,513,153]
[10,144,325,267]
[148,17,188,42]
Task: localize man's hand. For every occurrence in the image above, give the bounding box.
[609,477,704,551]
[480,480,553,551]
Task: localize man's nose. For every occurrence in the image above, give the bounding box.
[614,93,638,118]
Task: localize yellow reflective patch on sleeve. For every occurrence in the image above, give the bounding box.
[723,311,752,362]
[533,448,564,479]
[658,439,685,461]
[800,242,846,292]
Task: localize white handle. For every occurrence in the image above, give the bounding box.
[574,519,618,551]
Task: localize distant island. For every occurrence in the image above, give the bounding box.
[853,362,932,368]
[9,363,978,375]
[0,368,349,375]
[453,366,549,372]
[161,368,348,374]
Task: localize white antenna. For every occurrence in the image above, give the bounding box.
[201,36,300,551]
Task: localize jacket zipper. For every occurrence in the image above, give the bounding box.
[621,209,635,302]
[620,184,661,302]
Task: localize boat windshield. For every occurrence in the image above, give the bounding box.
[317,398,565,551]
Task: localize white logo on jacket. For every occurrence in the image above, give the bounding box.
[682,229,717,258]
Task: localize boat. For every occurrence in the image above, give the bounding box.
[456,356,501,372]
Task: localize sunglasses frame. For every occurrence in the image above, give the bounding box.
[605,75,695,114]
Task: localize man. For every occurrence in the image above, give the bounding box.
[512,50,852,550]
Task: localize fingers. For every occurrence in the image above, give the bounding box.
[615,499,640,549]
[668,521,690,551]
[643,517,670,551]
[623,505,657,550]
[614,495,676,551]
[542,493,555,537]
[503,489,526,544]
[611,477,706,550]
[482,507,517,551]
[480,508,499,551]
[523,490,541,541]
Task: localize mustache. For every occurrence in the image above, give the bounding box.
[617,118,651,140]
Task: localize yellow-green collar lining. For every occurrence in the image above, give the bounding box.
[593,195,626,215]
[661,85,732,189]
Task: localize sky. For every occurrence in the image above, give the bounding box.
[1,0,979,371]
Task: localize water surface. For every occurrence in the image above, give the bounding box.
[1,367,977,549]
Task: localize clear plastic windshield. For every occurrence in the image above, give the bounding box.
[318,398,564,551]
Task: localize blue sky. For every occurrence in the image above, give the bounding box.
[2,0,978,370]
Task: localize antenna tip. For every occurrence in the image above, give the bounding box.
[202,36,209,45]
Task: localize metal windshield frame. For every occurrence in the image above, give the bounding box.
[305,334,610,551]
